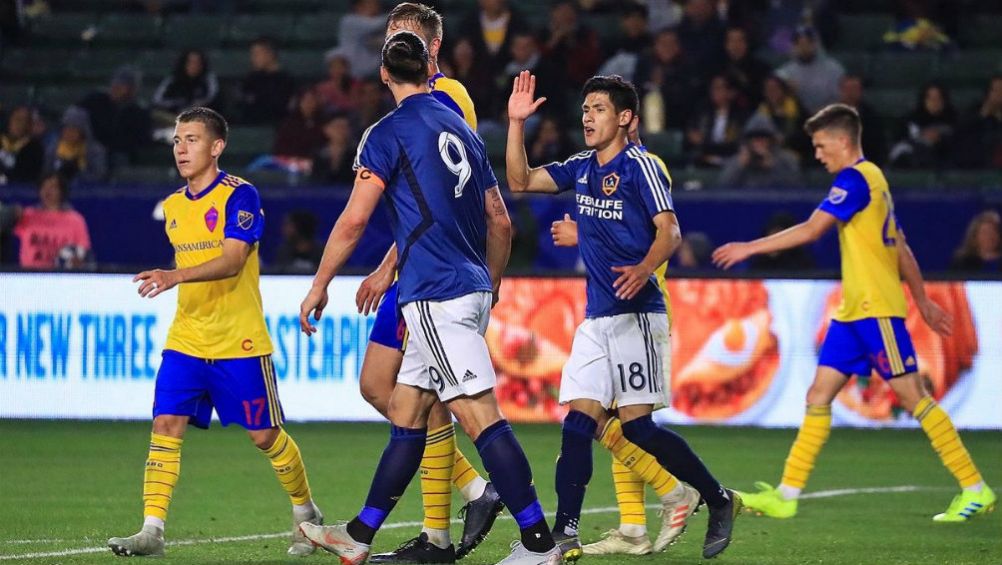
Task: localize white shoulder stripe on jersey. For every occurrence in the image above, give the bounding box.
[627,147,671,212]
[562,150,595,165]
[353,114,392,171]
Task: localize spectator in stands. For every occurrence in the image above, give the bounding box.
[0,105,44,184]
[775,25,844,113]
[527,115,575,167]
[635,29,701,129]
[315,48,360,114]
[837,74,887,164]
[444,37,496,119]
[883,0,952,51]
[955,76,1002,168]
[674,231,713,269]
[950,210,1001,273]
[239,36,296,124]
[596,3,650,81]
[746,75,811,161]
[352,78,391,137]
[718,125,802,189]
[152,49,219,120]
[12,173,92,269]
[502,32,560,115]
[459,0,528,79]
[686,74,748,167]
[539,1,602,89]
[313,113,355,185]
[273,88,327,162]
[889,82,957,169]
[717,26,771,111]
[75,65,151,167]
[335,0,387,79]
[44,107,107,183]
[676,0,725,76]
[750,211,816,270]
[274,210,323,274]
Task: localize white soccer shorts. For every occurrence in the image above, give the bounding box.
[398,292,498,402]
[560,312,671,408]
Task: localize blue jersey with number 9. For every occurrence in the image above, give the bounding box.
[353,93,496,305]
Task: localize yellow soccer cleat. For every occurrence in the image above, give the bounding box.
[582,529,653,556]
[736,482,797,519]
[933,486,997,522]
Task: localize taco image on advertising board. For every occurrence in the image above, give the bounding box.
[668,280,780,420]
[818,282,978,421]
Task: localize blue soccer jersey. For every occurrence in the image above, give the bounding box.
[544,143,674,318]
[354,93,496,305]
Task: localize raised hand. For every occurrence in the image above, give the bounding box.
[508,70,547,122]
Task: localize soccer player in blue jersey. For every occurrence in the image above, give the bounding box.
[107,108,323,558]
[350,5,502,563]
[297,33,560,565]
[506,71,741,560]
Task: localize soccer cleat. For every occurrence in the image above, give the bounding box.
[702,489,742,559]
[107,525,166,557]
[653,483,701,552]
[456,482,505,559]
[551,531,583,562]
[582,529,652,555]
[736,481,797,519]
[298,521,370,565]
[369,532,456,563]
[289,501,324,557]
[933,486,997,522]
[494,541,562,565]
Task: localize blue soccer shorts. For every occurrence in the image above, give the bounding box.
[369,282,406,351]
[153,350,284,430]
[817,317,918,379]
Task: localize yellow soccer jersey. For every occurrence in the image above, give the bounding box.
[430,73,478,131]
[646,149,674,329]
[161,171,273,358]
[817,159,907,321]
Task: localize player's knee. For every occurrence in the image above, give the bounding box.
[360,380,390,415]
[805,383,836,406]
[152,415,187,438]
[248,427,280,450]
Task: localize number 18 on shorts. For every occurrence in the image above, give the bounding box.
[560,313,670,408]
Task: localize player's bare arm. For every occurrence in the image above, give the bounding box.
[484,185,512,305]
[896,229,953,336]
[506,70,558,193]
[134,238,252,298]
[356,244,398,315]
[612,211,680,300]
[300,176,383,334]
[713,209,837,269]
[551,214,578,247]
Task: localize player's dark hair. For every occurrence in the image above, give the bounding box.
[387,3,443,42]
[804,103,861,146]
[582,75,639,117]
[176,107,229,142]
[381,31,429,85]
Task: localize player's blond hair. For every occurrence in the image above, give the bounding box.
[387,3,443,43]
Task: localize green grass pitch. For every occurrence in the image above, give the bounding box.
[1,420,999,564]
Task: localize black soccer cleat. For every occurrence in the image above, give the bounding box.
[455,482,505,559]
[369,532,456,564]
[702,489,742,559]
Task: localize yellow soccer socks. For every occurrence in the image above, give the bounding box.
[260,428,313,506]
[611,457,648,536]
[914,397,984,490]
[421,424,457,546]
[143,433,182,530]
[779,404,832,498]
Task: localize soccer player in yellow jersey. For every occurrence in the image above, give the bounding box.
[548,117,699,557]
[348,4,500,563]
[713,103,996,521]
[107,108,323,558]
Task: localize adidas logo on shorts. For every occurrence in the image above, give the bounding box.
[462,370,478,383]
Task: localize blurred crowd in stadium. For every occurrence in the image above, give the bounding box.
[0,0,1000,273]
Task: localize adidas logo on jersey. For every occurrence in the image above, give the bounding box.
[905,355,916,366]
[168,219,177,230]
[462,370,478,383]
[577,173,588,184]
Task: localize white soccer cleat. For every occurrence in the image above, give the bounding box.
[107,525,166,557]
[654,483,701,552]
[494,541,562,565]
[582,529,653,555]
[298,521,370,565]
[288,501,324,556]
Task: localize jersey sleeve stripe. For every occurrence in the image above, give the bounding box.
[628,148,671,212]
[353,122,378,171]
